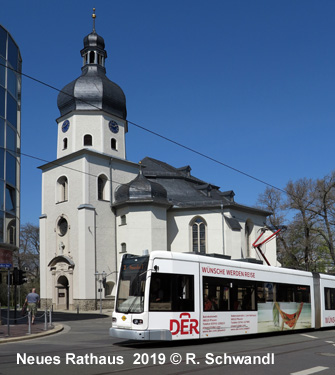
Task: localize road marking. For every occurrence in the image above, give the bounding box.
[291,366,329,375]
[301,334,318,339]
[325,341,334,344]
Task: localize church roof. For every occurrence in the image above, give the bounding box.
[57,26,127,120]
[114,157,271,216]
[114,170,170,207]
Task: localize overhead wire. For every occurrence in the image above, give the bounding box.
[0,61,287,196]
[3,61,320,223]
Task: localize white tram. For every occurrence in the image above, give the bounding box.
[109,251,335,341]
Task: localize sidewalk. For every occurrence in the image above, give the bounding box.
[0,308,111,343]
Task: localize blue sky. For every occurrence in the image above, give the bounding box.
[2,0,335,225]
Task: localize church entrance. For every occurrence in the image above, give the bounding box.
[56,275,69,310]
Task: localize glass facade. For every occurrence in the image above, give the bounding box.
[0,25,21,251]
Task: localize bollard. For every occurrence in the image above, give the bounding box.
[28,311,31,335]
[44,307,47,331]
[49,307,52,328]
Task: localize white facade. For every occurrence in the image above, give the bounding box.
[39,26,278,311]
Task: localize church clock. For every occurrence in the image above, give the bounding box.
[109,120,119,134]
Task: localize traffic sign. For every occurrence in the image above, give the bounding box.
[0,263,12,269]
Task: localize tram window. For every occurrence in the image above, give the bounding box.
[276,283,310,303]
[202,276,256,312]
[325,288,335,310]
[149,273,194,312]
[257,282,274,303]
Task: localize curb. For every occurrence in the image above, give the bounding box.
[0,324,64,344]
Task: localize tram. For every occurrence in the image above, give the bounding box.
[109,251,335,341]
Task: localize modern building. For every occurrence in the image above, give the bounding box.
[0,25,21,269]
[39,16,277,311]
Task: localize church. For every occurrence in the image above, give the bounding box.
[39,16,277,311]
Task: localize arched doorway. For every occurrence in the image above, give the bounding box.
[48,255,74,310]
[56,275,69,310]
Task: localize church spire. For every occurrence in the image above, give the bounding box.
[92,8,96,33]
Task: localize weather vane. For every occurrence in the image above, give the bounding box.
[92,8,96,32]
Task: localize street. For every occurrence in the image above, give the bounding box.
[0,313,335,375]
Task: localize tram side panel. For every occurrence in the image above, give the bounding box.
[200,262,314,338]
[147,258,201,340]
[319,274,335,328]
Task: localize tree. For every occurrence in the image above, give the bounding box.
[258,174,335,272]
[15,222,40,280]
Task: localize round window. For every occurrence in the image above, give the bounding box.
[58,217,68,236]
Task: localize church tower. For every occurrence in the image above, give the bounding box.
[56,10,127,160]
[39,10,139,311]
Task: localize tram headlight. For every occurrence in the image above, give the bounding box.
[112,317,117,323]
[133,319,143,325]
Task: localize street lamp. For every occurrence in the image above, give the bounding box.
[95,271,106,314]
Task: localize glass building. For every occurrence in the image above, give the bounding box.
[0,24,21,259]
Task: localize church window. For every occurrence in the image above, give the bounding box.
[89,51,95,64]
[121,243,126,253]
[57,176,68,202]
[57,217,68,237]
[63,138,68,150]
[111,138,117,150]
[191,217,206,254]
[98,174,108,201]
[121,215,126,225]
[84,134,92,146]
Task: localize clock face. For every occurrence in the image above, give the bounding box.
[109,120,119,134]
[62,120,70,133]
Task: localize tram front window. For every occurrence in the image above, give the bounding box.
[116,255,149,313]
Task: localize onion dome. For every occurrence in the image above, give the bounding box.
[114,171,170,207]
[57,9,127,120]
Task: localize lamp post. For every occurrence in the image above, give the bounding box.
[95,271,106,314]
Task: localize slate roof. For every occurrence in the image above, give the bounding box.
[114,171,170,207]
[127,157,271,216]
[57,31,127,120]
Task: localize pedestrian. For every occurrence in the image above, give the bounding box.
[25,288,40,324]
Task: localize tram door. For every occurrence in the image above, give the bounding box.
[148,259,200,340]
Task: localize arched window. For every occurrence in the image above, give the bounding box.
[7,219,16,245]
[57,176,68,202]
[84,134,92,146]
[89,51,95,64]
[98,174,108,200]
[191,217,206,254]
[63,138,68,150]
[111,138,117,150]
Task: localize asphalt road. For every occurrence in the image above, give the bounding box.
[0,313,335,375]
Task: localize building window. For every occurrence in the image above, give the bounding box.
[89,51,95,64]
[191,217,206,254]
[57,217,68,237]
[121,215,126,225]
[121,243,126,253]
[57,176,68,202]
[63,138,68,150]
[111,138,117,150]
[84,134,92,146]
[5,185,16,213]
[98,174,108,200]
[7,219,16,245]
